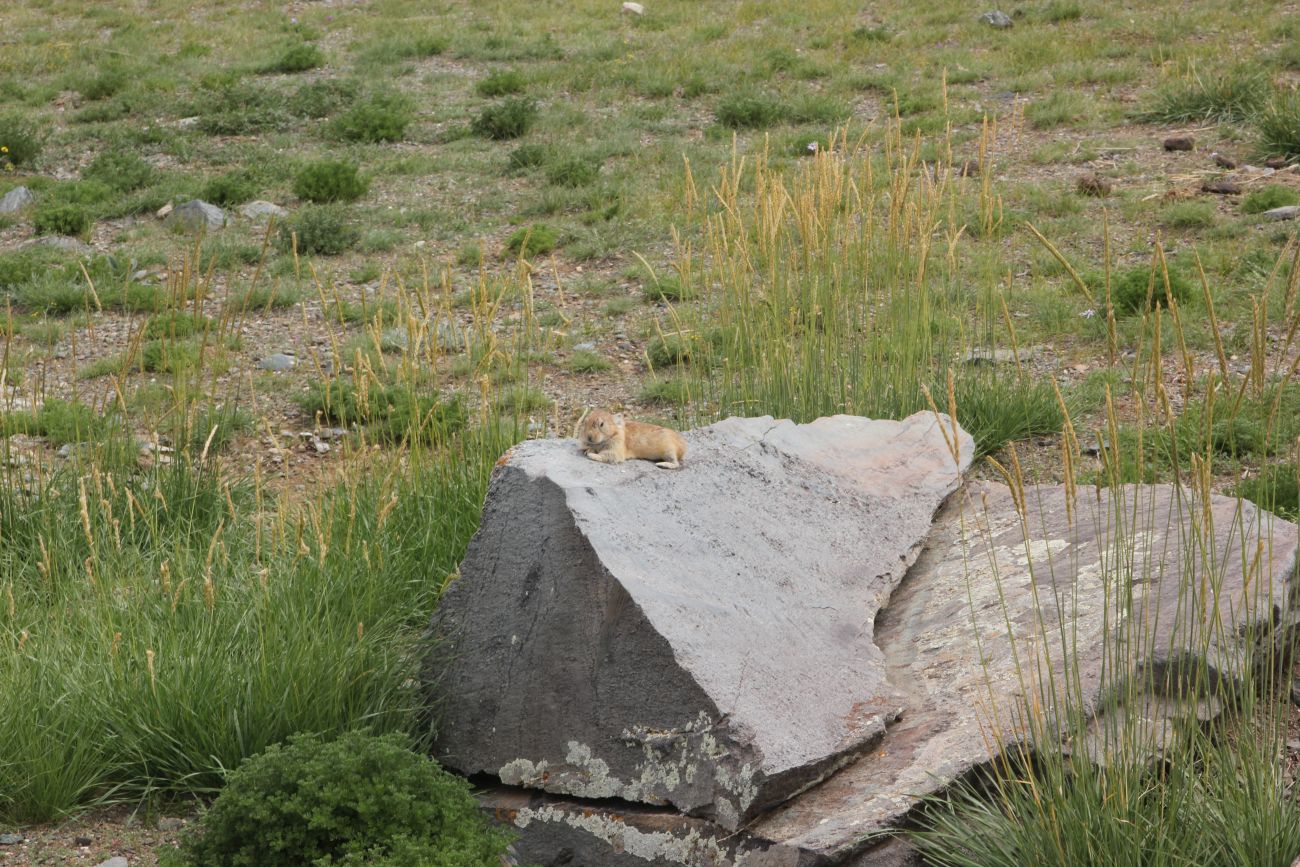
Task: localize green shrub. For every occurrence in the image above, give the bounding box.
[507,143,549,171]
[566,349,612,373]
[84,151,155,192]
[202,170,259,207]
[1235,462,1299,519]
[504,223,558,257]
[264,42,325,74]
[472,97,538,139]
[331,91,415,143]
[33,203,91,237]
[226,284,300,313]
[293,160,367,203]
[289,79,360,118]
[639,377,692,405]
[357,33,448,68]
[1161,200,1216,229]
[77,67,128,101]
[143,311,211,339]
[647,332,694,367]
[0,113,45,167]
[185,403,253,455]
[278,205,359,255]
[476,69,526,97]
[1110,267,1195,314]
[164,731,511,867]
[49,179,114,207]
[297,381,466,444]
[1242,184,1300,213]
[716,93,785,128]
[0,397,110,444]
[545,155,600,187]
[195,83,294,135]
[642,274,694,303]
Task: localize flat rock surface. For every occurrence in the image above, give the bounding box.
[430,412,973,828]
[477,481,1296,865]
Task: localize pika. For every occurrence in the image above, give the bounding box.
[579,409,687,469]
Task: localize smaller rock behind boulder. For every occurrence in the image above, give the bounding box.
[165,200,226,232]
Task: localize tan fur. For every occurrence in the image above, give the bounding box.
[579,409,687,469]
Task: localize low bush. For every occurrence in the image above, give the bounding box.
[477,69,527,97]
[504,223,558,257]
[1241,184,1300,214]
[202,170,259,207]
[0,112,45,167]
[278,205,359,255]
[33,203,91,237]
[163,731,511,867]
[293,159,367,203]
[507,143,549,171]
[297,380,466,444]
[331,91,415,143]
[264,42,325,74]
[1140,70,1270,124]
[84,151,155,192]
[1109,267,1195,314]
[472,97,538,140]
[545,155,600,187]
[716,93,785,128]
[290,79,360,119]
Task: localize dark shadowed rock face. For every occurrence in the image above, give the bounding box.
[429,413,973,829]
[431,417,1298,866]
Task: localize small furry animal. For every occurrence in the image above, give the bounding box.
[579,409,687,469]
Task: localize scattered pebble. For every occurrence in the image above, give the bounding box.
[979,10,1013,27]
[96,858,129,867]
[156,817,183,832]
[573,342,597,352]
[258,353,298,372]
[1163,135,1195,151]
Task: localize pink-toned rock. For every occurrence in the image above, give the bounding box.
[430,413,973,830]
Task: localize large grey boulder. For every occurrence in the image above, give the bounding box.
[475,479,1297,866]
[430,412,974,829]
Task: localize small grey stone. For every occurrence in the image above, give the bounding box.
[0,186,35,213]
[156,817,183,832]
[964,347,1020,365]
[1264,205,1300,221]
[573,342,597,352]
[22,236,93,255]
[240,200,288,222]
[96,858,129,867]
[258,353,297,372]
[165,199,226,232]
[56,444,73,459]
[176,116,201,129]
[0,833,23,845]
[979,10,1013,27]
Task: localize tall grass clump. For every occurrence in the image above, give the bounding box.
[0,256,546,823]
[676,126,1052,455]
[911,248,1300,865]
[1139,68,1271,123]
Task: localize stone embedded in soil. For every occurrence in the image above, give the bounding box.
[240,200,288,222]
[95,858,128,867]
[1201,178,1242,194]
[22,236,93,255]
[481,481,1297,866]
[258,353,298,371]
[156,817,183,832]
[429,412,974,830]
[164,199,226,231]
[1163,134,1195,151]
[0,834,23,845]
[1076,172,1112,197]
[0,186,35,213]
[1263,205,1300,221]
[979,10,1013,27]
